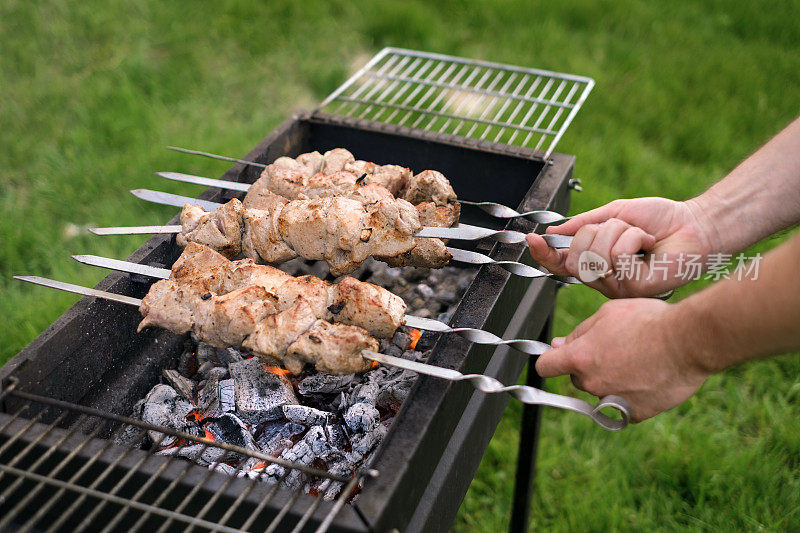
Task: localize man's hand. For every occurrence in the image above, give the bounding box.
[535,299,710,422]
[527,197,715,298]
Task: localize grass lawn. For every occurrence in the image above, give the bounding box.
[2,0,799,530]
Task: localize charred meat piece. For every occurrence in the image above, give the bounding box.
[404,170,457,206]
[177,198,244,258]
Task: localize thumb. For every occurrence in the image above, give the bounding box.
[535,344,575,378]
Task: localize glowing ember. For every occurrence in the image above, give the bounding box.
[264,365,291,376]
[369,360,380,369]
[252,462,267,470]
[185,411,204,423]
[408,329,422,350]
[203,428,215,441]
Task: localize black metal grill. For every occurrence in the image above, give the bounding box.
[0,377,369,532]
[2,48,588,532]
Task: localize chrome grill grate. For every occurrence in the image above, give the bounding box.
[316,47,594,159]
[0,377,371,533]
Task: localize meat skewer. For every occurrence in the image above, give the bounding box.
[124,188,574,257]
[70,243,569,354]
[13,274,631,430]
[165,145,571,224]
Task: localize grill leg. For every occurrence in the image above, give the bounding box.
[509,313,551,533]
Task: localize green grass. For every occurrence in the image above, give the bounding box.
[2,1,799,530]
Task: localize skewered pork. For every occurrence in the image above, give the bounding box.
[148,243,407,340]
[179,195,422,276]
[138,244,395,374]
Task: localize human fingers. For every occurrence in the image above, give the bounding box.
[546,200,624,235]
[564,224,599,276]
[526,233,570,275]
[580,218,634,294]
[535,344,576,378]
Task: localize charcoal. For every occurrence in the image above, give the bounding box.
[258,421,306,455]
[196,342,218,366]
[318,461,354,501]
[218,378,236,413]
[156,443,227,466]
[207,366,229,381]
[229,357,297,413]
[217,347,243,365]
[162,369,194,402]
[349,423,387,459]
[196,361,217,379]
[240,405,285,427]
[391,331,412,351]
[114,423,146,448]
[141,384,194,444]
[207,413,257,450]
[376,380,413,410]
[349,378,380,405]
[344,403,380,434]
[270,426,340,489]
[197,373,220,415]
[254,419,288,443]
[416,284,435,299]
[323,423,348,450]
[282,405,335,426]
[384,344,403,358]
[297,373,353,395]
[178,347,199,377]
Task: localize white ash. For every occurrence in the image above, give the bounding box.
[127,257,475,500]
[229,357,297,413]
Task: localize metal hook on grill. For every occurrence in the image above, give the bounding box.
[362,351,631,431]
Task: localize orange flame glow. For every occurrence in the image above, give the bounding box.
[252,462,267,470]
[409,329,422,350]
[369,360,380,369]
[264,365,291,376]
[203,428,215,441]
[185,411,204,423]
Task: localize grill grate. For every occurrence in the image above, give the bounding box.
[316,47,594,159]
[0,377,372,533]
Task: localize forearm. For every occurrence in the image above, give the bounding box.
[689,116,800,253]
[669,230,800,374]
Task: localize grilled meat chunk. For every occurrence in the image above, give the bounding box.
[242,208,298,264]
[404,170,457,206]
[177,199,244,258]
[137,279,195,333]
[138,243,409,374]
[322,148,355,174]
[242,297,317,360]
[167,244,404,338]
[328,276,406,338]
[193,285,278,347]
[287,320,377,375]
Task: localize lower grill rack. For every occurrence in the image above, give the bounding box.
[0,377,372,533]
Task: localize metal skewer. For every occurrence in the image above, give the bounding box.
[361,351,630,431]
[158,169,569,225]
[126,188,574,247]
[12,274,631,430]
[69,255,565,353]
